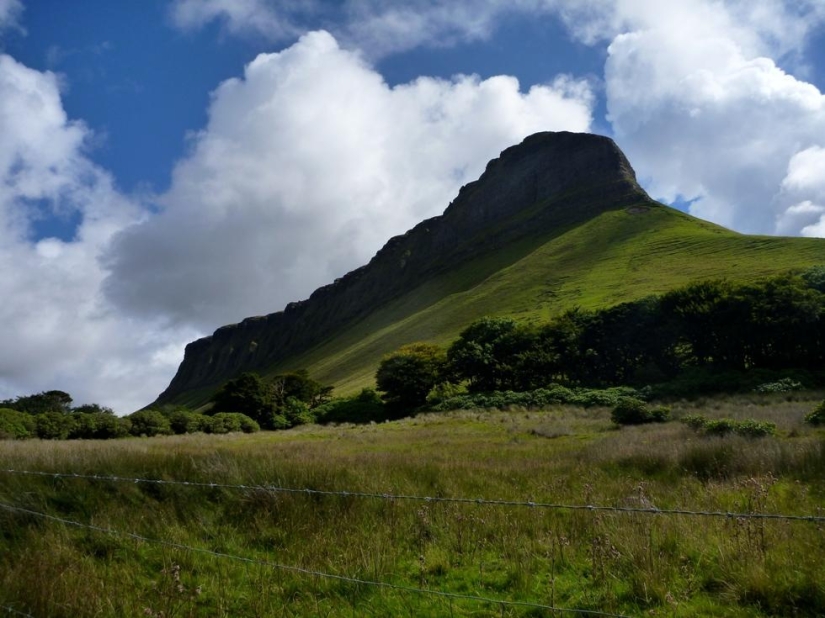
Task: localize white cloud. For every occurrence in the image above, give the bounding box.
[600,2,825,235]
[104,30,593,331]
[0,0,23,34]
[167,1,825,238]
[778,147,825,236]
[0,54,197,413]
[169,0,555,57]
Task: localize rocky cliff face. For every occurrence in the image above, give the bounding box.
[154,131,651,405]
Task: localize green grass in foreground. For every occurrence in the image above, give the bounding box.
[1,393,825,616]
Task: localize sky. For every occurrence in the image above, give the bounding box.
[1,0,825,413]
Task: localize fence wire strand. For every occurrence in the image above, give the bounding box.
[0,500,628,618]
[1,604,33,617]
[1,468,823,522]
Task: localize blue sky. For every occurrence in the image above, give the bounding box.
[1,0,825,411]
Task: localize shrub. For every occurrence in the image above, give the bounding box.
[283,397,315,426]
[315,389,386,424]
[206,412,259,434]
[611,398,652,425]
[648,405,672,423]
[70,413,131,439]
[680,414,708,430]
[682,415,776,438]
[237,414,260,433]
[734,419,776,438]
[35,412,77,440]
[805,401,825,426]
[169,410,208,434]
[207,413,238,434]
[128,410,172,437]
[754,378,803,394]
[703,418,737,436]
[0,408,36,440]
[572,387,641,408]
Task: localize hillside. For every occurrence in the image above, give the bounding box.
[155,132,825,407]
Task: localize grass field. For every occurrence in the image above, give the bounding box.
[253,204,825,401]
[2,393,824,616]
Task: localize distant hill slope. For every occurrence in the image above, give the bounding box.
[154,132,825,407]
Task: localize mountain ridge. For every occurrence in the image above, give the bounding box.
[155,131,648,405]
[154,131,825,407]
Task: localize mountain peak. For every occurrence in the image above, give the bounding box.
[155,131,652,406]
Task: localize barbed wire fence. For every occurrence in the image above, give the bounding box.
[1,605,34,618]
[1,468,823,522]
[0,501,629,618]
[1,467,822,617]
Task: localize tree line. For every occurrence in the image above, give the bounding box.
[376,268,825,408]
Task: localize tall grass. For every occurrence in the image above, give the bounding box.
[1,396,824,616]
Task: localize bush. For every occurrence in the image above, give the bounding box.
[70,413,131,439]
[35,412,77,440]
[206,412,259,434]
[805,401,825,426]
[734,419,777,438]
[169,410,208,434]
[611,398,651,425]
[283,397,315,426]
[573,386,642,408]
[128,410,172,437]
[754,378,804,394]
[237,415,260,433]
[680,414,708,430]
[703,418,738,436]
[681,414,776,438]
[0,408,36,440]
[648,405,672,423]
[315,389,387,424]
[431,384,643,412]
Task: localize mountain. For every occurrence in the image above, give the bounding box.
[154,131,825,407]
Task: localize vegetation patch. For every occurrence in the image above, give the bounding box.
[680,414,777,438]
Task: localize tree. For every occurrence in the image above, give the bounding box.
[211,373,273,425]
[270,370,332,408]
[376,343,447,409]
[8,390,73,415]
[447,317,528,391]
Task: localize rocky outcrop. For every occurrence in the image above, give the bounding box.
[154,131,651,405]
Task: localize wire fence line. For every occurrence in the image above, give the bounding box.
[0,501,629,618]
[1,605,33,617]
[1,468,823,523]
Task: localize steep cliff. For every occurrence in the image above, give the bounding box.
[154,131,649,405]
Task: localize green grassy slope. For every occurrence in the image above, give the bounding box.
[253,202,825,397]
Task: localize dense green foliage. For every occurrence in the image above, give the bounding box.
[0,386,262,441]
[610,398,670,425]
[680,414,777,438]
[440,272,825,395]
[210,370,332,430]
[376,343,447,409]
[430,385,642,412]
[315,388,387,424]
[805,401,825,426]
[0,408,36,439]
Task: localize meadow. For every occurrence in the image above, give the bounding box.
[1,393,824,617]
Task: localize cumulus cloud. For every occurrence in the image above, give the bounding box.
[104,30,593,331]
[0,54,197,412]
[598,1,825,235]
